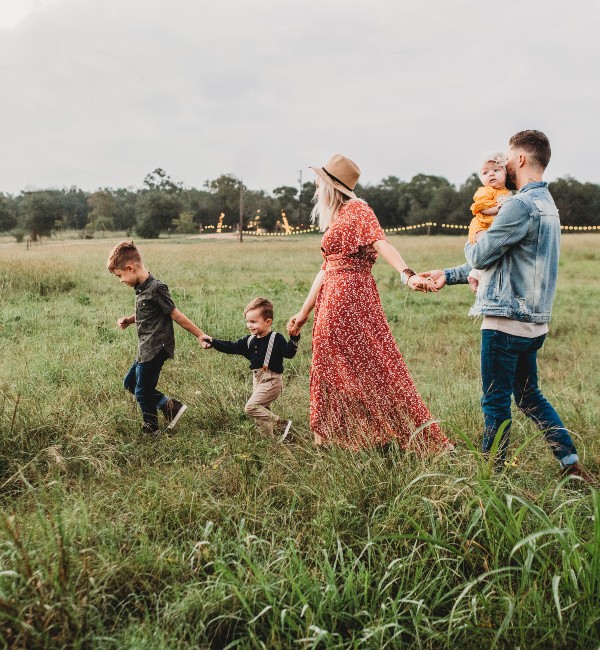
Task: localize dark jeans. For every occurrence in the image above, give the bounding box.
[480,330,578,466]
[124,348,169,430]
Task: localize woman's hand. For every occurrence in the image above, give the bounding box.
[287,312,309,336]
[407,275,438,293]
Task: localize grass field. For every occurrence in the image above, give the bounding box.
[1,234,599,649]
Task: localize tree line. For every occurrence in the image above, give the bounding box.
[1,168,599,241]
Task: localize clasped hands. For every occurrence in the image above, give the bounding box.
[415,269,447,290]
[405,270,447,292]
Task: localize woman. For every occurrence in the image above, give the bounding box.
[288,154,450,452]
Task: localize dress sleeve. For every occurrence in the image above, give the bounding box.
[470,186,497,215]
[339,201,386,256]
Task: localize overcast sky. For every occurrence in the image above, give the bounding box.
[1,0,598,195]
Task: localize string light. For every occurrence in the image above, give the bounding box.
[235,222,600,237]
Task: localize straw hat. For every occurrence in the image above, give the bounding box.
[310,153,360,199]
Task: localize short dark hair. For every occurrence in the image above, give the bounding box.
[107,240,142,272]
[509,130,551,170]
[244,297,274,320]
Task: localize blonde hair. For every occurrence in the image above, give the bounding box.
[244,297,273,320]
[107,240,142,272]
[310,180,350,231]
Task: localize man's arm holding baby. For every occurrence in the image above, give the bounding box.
[465,199,530,270]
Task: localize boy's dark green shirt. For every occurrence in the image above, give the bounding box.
[134,274,176,363]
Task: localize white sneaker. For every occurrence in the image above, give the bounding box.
[162,399,188,430]
[278,420,293,443]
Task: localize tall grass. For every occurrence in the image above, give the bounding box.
[0,235,599,648]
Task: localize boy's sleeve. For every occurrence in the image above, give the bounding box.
[209,336,250,357]
[276,332,300,359]
[155,283,177,315]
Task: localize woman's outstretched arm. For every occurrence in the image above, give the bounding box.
[287,269,325,335]
[372,240,437,292]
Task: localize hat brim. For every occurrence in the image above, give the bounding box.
[309,166,357,200]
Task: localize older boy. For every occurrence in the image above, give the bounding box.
[203,297,300,441]
[107,241,206,436]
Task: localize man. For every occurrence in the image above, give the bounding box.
[423,130,593,482]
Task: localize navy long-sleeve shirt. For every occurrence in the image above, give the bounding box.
[209,332,300,373]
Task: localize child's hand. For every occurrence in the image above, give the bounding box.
[286,318,301,336]
[117,316,132,330]
[200,336,213,349]
[467,276,479,294]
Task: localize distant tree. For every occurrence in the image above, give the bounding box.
[205,174,244,228]
[143,168,183,193]
[426,184,464,227]
[358,176,410,228]
[273,186,299,226]
[171,210,197,234]
[405,174,455,225]
[445,173,481,227]
[19,191,63,241]
[0,193,17,232]
[88,190,116,230]
[549,176,600,226]
[244,190,278,231]
[113,188,138,231]
[135,190,183,238]
[185,188,218,228]
[299,181,315,228]
[52,188,90,230]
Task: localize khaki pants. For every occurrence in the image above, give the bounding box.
[245,368,283,437]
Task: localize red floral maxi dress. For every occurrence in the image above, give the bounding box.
[310,200,449,451]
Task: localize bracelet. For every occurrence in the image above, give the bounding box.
[400,268,416,285]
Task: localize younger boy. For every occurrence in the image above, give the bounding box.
[107,241,206,436]
[203,297,300,441]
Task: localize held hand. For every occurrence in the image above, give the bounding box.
[117,316,131,330]
[287,312,308,336]
[419,270,446,290]
[408,274,438,293]
[199,336,213,349]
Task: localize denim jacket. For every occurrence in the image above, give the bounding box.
[444,182,560,323]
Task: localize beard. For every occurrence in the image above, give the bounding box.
[505,169,517,191]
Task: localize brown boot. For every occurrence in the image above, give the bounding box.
[562,462,597,485]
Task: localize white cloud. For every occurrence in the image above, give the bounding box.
[0,0,599,193]
[0,0,60,28]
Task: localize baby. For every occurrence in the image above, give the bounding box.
[467,151,512,292]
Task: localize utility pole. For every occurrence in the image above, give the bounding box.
[298,170,303,227]
[238,177,244,243]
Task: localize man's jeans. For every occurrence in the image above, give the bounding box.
[124,348,169,430]
[480,330,578,467]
